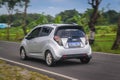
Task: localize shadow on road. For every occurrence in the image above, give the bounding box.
[24,58,93,67]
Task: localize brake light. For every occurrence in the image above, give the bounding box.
[54,36,63,46]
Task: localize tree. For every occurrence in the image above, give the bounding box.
[74,9,93,32]
[27,14,48,28]
[0,15,8,23]
[46,15,54,23]
[56,9,80,23]
[2,0,21,40]
[111,17,120,49]
[0,13,51,27]
[103,10,119,24]
[54,15,62,23]
[21,0,30,35]
[35,14,48,24]
[88,0,102,44]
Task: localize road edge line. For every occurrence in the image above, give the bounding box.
[94,52,120,56]
[0,57,78,80]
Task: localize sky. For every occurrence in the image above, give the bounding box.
[0,0,120,16]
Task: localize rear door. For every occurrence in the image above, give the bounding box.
[55,26,86,48]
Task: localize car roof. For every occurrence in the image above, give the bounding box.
[36,23,80,28]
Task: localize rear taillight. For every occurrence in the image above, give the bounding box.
[85,35,88,45]
[54,36,63,46]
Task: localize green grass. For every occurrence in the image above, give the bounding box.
[0,27,24,41]
[92,34,120,54]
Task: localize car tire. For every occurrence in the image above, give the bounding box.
[45,51,55,66]
[80,57,90,64]
[20,48,28,60]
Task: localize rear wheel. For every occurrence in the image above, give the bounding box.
[80,57,90,64]
[20,48,28,60]
[45,51,55,66]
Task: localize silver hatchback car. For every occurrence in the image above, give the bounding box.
[20,24,92,66]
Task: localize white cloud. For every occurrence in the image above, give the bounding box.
[48,6,56,9]
[41,6,63,16]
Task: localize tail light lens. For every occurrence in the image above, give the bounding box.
[85,35,88,45]
[54,36,63,46]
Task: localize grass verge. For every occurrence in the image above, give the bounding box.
[0,60,55,80]
[92,34,120,54]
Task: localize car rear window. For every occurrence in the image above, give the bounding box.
[55,26,85,38]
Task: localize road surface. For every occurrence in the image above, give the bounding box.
[0,41,120,80]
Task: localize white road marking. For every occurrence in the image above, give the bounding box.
[0,57,78,80]
[95,52,120,56]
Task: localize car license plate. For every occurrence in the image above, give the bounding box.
[68,42,80,48]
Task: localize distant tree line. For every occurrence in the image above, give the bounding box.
[0,9,119,27]
[0,13,53,27]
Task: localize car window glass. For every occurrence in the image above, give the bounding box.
[56,29,85,38]
[39,27,52,36]
[28,27,41,39]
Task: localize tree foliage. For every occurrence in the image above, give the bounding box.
[56,9,80,23]
[0,9,120,27]
[103,10,120,24]
[27,14,48,28]
[54,15,62,23]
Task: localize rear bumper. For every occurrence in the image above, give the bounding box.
[49,42,92,61]
[60,54,92,60]
[52,46,92,61]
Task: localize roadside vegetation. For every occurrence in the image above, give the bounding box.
[0,60,55,80]
[0,24,120,54]
[93,34,120,54]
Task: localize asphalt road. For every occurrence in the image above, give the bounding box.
[0,41,120,80]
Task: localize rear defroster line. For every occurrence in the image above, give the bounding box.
[0,57,78,80]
